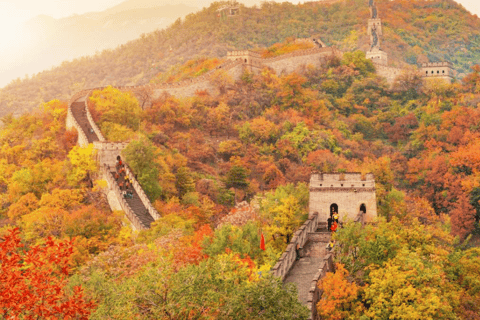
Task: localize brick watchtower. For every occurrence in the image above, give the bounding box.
[309,172,378,223]
[366,1,388,66]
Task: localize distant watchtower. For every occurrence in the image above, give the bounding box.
[420,61,455,83]
[309,172,378,223]
[366,0,388,66]
[216,2,240,18]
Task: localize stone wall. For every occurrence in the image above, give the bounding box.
[421,61,454,81]
[374,63,403,84]
[307,212,363,320]
[123,164,161,221]
[309,172,377,223]
[272,213,319,281]
[307,254,335,320]
[263,48,341,75]
[84,92,105,142]
[93,141,128,167]
[66,90,91,147]
[101,164,148,230]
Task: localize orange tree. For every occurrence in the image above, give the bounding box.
[0,228,95,319]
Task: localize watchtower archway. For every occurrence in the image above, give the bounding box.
[360,203,366,214]
[330,203,338,218]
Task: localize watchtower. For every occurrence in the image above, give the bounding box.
[226,50,264,73]
[309,172,378,223]
[420,61,455,83]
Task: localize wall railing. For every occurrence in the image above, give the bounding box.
[271,213,319,280]
[102,164,148,230]
[123,164,161,221]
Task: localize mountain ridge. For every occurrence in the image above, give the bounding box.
[1,0,479,118]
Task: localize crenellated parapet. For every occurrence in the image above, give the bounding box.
[272,213,320,281]
[420,61,455,82]
[227,46,342,75]
[102,164,149,230]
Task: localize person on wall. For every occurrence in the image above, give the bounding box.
[331,221,338,233]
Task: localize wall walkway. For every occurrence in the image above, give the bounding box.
[67,93,160,230]
[277,212,365,320]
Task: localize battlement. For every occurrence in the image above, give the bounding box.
[421,61,453,68]
[227,50,263,59]
[420,61,455,81]
[310,172,375,189]
[366,49,388,66]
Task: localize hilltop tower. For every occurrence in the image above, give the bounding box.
[420,61,455,83]
[366,0,388,66]
[309,172,378,223]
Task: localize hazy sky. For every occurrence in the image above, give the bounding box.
[1,0,479,26]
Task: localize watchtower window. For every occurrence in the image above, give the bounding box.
[341,184,343,187]
[431,71,434,74]
[426,71,428,75]
[244,59,247,63]
[362,184,365,186]
[437,70,440,74]
[442,70,445,73]
[320,184,322,186]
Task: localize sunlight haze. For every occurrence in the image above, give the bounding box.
[0,0,479,87]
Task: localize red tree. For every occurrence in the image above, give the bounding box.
[0,228,96,319]
[450,194,476,239]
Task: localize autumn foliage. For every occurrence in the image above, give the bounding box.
[0,228,95,319]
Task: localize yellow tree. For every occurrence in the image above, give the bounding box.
[67,144,98,186]
[266,195,303,244]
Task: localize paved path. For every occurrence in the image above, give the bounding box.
[70,101,99,143]
[108,169,154,228]
[70,96,155,228]
[284,229,331,305]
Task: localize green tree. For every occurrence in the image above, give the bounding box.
[175,166,195,198]
[225,163,250,203]
[122,138,161,200]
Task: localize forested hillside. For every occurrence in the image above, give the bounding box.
[1,0,479,117]
[1,45,480,317]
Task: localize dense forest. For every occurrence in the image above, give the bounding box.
[1,40,480,317]
[1,0,479,117]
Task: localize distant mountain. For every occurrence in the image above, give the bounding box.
[1,0,479,118]
[0,2,199,88]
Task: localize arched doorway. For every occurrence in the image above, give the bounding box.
[360,203,366,214]
[330,203,338,218]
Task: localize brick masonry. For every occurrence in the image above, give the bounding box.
[309,172,377,223]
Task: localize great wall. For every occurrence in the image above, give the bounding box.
[64,1,456,318]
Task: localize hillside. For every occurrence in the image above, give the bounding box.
[1,43,480,317]
[1,0,479,118]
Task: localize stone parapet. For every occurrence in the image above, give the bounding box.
[67,93,90,147]
[102,164,148,230]
[123,164,161,221]
[307,254,335,320]
[84,90,105,142]
[272,213,319,280]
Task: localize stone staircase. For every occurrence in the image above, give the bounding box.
[107,168,154,228]
[68,95,157,230]
[284,225,331,305]
[70,101,99,143]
